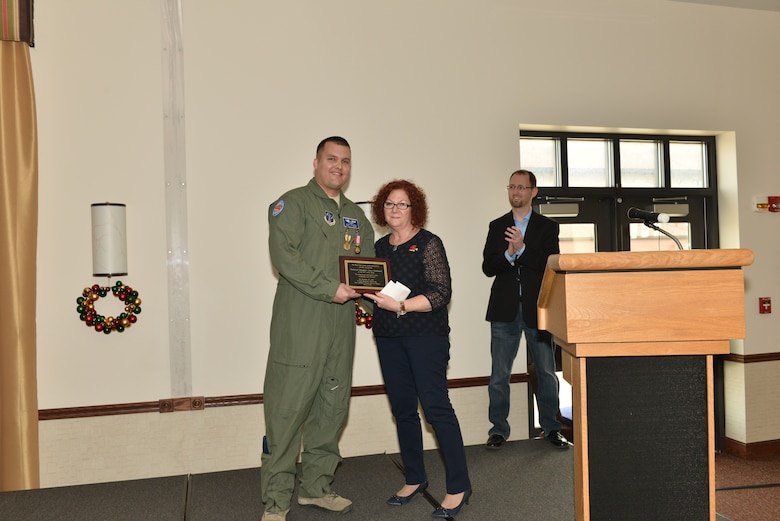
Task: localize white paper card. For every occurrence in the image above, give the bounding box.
[380,280,411,301]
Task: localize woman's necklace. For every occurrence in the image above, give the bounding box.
[391,228,417,251]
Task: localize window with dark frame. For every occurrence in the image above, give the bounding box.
[519,129,719,253]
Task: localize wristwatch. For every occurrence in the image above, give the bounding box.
[396,300,406,318]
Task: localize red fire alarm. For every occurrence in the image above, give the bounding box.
[768,197,780,212]
[759,297,771,314]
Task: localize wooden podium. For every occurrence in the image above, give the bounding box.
[537,249,753,521]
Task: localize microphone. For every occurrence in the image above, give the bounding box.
[627,207,670,223]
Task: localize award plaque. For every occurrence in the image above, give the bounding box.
[339,256,391,293]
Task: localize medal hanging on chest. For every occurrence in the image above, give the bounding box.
[343,229,362,253]
[342,217,361,253]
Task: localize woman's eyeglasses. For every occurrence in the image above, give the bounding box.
[383,202,412,210]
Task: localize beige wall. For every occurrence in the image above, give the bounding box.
[31,0,780,485]
[38,385,529,488]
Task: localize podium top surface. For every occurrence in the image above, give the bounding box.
[548,248,754,272]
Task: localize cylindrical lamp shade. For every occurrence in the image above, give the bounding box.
[91,203,128,276]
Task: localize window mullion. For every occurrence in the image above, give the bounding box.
[661,139,672,188]
[560,137,569,187]
[613,137,622,190]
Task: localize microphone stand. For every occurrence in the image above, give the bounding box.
[643,221,684,251]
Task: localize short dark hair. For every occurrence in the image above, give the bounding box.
[371,179,429,228]
[316,136,350,155]
[509,169,537,187]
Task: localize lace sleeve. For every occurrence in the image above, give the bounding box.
[422,235,452,311]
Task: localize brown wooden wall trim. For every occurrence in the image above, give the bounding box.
[722,352,780,364]
[39,374,527,421]
[38,402,160,420]
[723,437,780,459]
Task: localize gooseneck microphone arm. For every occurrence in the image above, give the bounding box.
[644,221,684,250]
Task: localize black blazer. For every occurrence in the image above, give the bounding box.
[482,211,560,328]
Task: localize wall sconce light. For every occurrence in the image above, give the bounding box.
[75,203,143,335]
[753,196,780,212]
[91,203,128,276]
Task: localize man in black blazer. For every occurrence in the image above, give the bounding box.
[482,169,568,450]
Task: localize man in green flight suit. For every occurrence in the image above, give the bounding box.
[261,136,375,521]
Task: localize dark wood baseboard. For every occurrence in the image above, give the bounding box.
[39,374,529,421]
[723,436,780,459]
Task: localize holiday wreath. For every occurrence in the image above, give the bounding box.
[76,281,141,334]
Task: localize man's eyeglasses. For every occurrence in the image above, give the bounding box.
[383,201,412,210]
[507,185,533,192]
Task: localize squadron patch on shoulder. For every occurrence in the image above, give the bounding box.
[272,199,285,217]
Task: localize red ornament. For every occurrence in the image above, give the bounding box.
[354,300,374,329]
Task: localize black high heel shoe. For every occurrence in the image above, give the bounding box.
[386,480,429,506]
[431,488,472,518]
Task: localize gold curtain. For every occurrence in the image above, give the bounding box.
[0,40,40,492]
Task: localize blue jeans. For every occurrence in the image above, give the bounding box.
[488,303,562,438]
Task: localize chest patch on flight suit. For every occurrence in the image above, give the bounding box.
[272,199,285,217]
[343,217,359,229]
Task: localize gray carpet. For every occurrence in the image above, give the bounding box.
[188,437,577,520]
[257,437,575,521]
[0,475,187,521]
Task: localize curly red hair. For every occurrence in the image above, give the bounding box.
[371,179,429,228]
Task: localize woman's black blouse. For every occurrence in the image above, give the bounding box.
[371,228,451,337]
